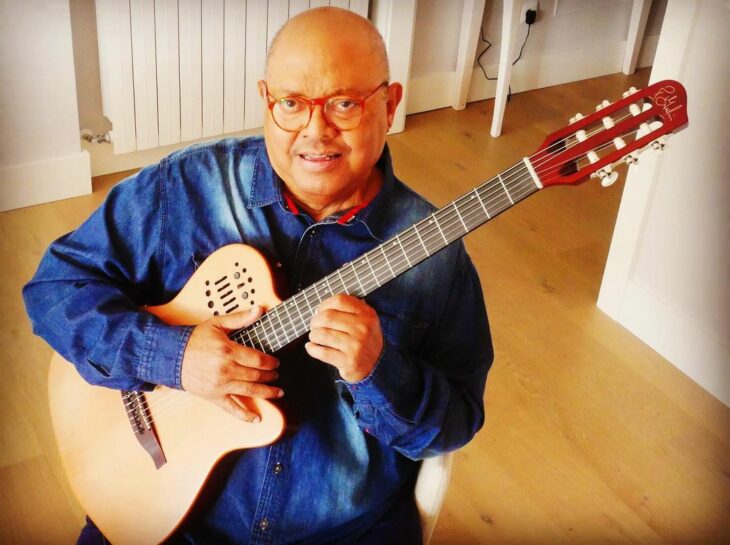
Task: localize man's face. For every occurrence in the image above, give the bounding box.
[260,26,402,208]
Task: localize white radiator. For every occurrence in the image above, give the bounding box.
[95,0,369,154]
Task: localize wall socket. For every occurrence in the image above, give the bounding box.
[521,1,539,24]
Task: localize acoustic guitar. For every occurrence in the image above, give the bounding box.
[48,80,688,544]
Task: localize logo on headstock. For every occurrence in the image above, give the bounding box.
[653,85,683,121]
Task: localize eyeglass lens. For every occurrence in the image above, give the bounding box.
[272,96,363,131]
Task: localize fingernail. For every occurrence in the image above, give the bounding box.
[251,415,261,423]
[277,390,285,398]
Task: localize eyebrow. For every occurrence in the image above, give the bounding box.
[275,87,365,97]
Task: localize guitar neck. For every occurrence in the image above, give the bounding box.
[230,159,541,353]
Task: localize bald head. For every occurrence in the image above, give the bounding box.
[266,7,389,83]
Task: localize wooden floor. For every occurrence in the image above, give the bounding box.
[1,70,728,544]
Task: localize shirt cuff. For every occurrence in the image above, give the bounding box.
[341,342,416,408]
[138,323,193,389]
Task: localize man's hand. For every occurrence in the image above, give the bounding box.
[181,307,282,422]
[306,294,383,383]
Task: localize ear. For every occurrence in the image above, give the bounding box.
[385,83,404,129]
[257,80,267,101]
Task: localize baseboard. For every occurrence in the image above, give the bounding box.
[81,35,660,177]
[407,35,659,115]
[0,151,92,212]
[616,281,730,408]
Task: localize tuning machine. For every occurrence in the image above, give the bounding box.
[569,112,584,124]
[591,164,619,187]
[651,136,667,153]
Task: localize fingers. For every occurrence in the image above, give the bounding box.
[305,341,345,368]
[215,306,264,333]
[308,326,354,354]
[316,294,368,315]
[307,295,383,383]
[225,341,280,371]
[213,396,261,423]
[224,379,284,400]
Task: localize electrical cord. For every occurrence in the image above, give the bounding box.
[477,19,532,101]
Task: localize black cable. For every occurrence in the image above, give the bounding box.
[477,26,498,81]
[477,21,533,101]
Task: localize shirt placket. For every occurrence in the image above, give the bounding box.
[249,440,291,545]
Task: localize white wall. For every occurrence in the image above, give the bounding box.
[408,0,667,114]
[598,0,730,406]
[0,0,91,212]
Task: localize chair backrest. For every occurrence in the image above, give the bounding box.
[414,452,454,545]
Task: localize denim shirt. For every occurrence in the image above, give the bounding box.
[23,136,493,544]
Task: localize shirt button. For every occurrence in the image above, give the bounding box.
[259,518,269,531]
[273,463,283,475]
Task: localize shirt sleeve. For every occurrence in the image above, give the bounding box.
[341,246,493,460]
[22,164,193,391]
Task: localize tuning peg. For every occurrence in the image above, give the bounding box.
[636,122,652,139]
[595,99,611,111]
[622,87,638,98]
[613,137,627,149]
[591,163,619,187]
[569,112,584,124]
[651,136,667,153]
[629,103,641,116]
[625,152,639,165]
[602,116,615,129]
[596,168,619,187]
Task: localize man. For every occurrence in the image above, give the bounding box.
[24,7,492,545]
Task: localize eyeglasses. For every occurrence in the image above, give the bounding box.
[262,81,389,132]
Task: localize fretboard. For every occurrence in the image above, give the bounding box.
[230,160,540,353]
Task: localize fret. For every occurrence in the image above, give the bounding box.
[258,317,276,351]
[335,268,349,295]
[414,225,430,256]
[452,201,468,233]
[281,301,297,337]
[473,187,490,219]
[267,311,285,346]
[313,280,324,305]
[395,235,412,268]
[363,253,381,287]
[432,214,448,245]
[249,326,266,352]
[292,292,308,332]
[379,245,396,279]
[324,275,335,295]
[350,261,366,295]
[498,173,514,205]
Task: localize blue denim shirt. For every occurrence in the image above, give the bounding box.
[24,136,493,544]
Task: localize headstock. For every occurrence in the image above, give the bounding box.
[529,80,688,188]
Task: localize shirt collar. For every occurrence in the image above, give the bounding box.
[249,141,397,239]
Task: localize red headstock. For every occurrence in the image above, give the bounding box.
[528,80,688,188]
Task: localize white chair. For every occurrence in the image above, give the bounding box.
[414,452,455,545]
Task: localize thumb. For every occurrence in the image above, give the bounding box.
[214,306,264,333]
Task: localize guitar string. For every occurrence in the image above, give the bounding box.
[232,121,649,353]
[159,117,648,415]
[149,177,541,416]
[228,106,650,352]
[150,114,650,413]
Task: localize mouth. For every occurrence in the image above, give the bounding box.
[295,151,343,172]
[297,153,342,162]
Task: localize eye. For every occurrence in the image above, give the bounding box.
[277,98,304,113]
[329,98,360,114]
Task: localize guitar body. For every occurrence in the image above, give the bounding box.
[48,244,286,545]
